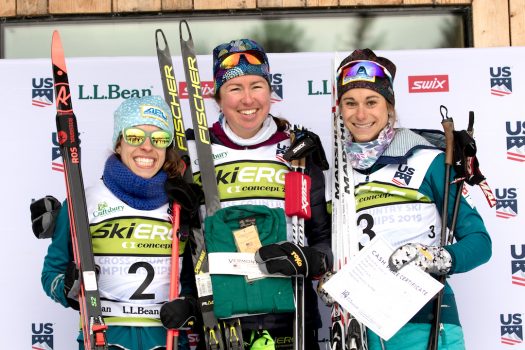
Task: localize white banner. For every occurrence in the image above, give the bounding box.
[1,46,523,349]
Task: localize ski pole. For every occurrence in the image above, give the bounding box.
[166,202,181,350]
[284,130,309,350]
[427,105,455,350]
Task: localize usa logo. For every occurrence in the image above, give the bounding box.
[270,73,284,103]
[506,121,525,162]
[51,132,64,172]
[500,313,523,345]
[490,66,512,96]
[32,322,54,350]
[32,77,54,108]
[495,188,518,219]
[392,164,414,186]
[511,244,525,287]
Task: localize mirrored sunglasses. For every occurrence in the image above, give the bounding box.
[122,127,173,149]
[219,50,265,69]
[338,60,393,85]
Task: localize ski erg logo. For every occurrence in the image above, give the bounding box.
[32,322,54,350]
[511,244,525,287]
[392,164,414,186]
[408,75,449,93]
[505,121,525,162]
[500,313,523,345]
[32,77,54,107]
[495,187,518,219]
[490,66,512,96]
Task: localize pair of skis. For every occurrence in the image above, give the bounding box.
[156,22,244,350]
[51,31,108,349]
[329,57,368,350]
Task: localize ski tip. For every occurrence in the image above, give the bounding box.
[51,30,67,73]
[179,20,191,41]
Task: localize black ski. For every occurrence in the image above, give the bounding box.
[156,28,229,350]
[51,30,108,350]
[179,20,244,350]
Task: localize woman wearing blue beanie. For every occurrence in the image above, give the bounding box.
[40,95,193,349]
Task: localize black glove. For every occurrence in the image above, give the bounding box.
[254,241,327,279]
[165,176,204,227]
[30,196,62,239]
[283,129,329,171]
[160,295,201,330]
[64,261,80,311]
[64,261,100,311]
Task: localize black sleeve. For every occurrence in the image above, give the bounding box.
[305,156,333,270]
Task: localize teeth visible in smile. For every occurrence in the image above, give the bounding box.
[135,157,154,167]
[241,109,256,115]
[354,122,373,128]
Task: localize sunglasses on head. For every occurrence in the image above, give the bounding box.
[122,127,173,149]
[338,60,393,86]
[219,50,265,69]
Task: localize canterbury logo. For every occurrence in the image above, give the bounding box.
[291,251,303,266]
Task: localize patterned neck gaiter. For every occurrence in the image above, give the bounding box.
[345,122,396,170]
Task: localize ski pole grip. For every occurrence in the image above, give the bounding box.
[442,118,455,166]
[285,171,311,219]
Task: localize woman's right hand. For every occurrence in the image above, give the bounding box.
[160,295,201,330]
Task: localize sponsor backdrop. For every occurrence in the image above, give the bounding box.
[0,46,523,349]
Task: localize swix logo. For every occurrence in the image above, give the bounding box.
[32,77,54,107]
[490,66,512,96]
[392,164,415,186]
[495,187,518,219]
[179,81,214,99]
[511,244,525,287]
[32,322,54,350]
[500,313,523,345]
[270,73,284,103]
[51,132,64,172]
[291,251,303,267]
[408,75,449,93]
[505,121,525,162]
[301,177,310,214]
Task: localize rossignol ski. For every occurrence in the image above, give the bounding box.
[179,20,244,350]
[330,56,368,350]
[51,30,108,350]
[156,28,229,350]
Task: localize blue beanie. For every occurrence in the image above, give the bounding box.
[112,95,174,149]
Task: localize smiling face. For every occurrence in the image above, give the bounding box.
[339,88,391,142]
[218,75,271,139]
[115,124,166,179]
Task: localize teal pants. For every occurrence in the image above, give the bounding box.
[367,323,465,350]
